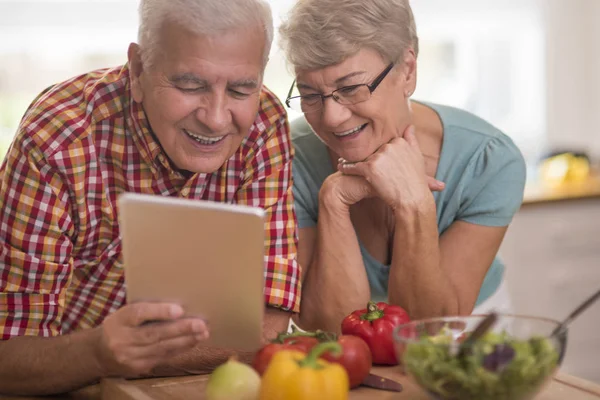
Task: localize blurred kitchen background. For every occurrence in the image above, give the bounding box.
[1,0,599,383]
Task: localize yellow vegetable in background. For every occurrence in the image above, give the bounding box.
[539,153,590,186]
[259,342,349,400]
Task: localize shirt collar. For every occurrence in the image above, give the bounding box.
[128,97,165,168]
[123,63,182,176]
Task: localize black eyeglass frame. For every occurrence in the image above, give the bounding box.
[285,62,395,111]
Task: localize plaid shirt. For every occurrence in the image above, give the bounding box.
[0,65,301,339]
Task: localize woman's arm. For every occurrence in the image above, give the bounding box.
[387,195,508,319]
[342,126,519,319]
[389,130,525,318]
[387,194,453,319]
[297,141,447,330]
[438,221,507,312]
[295,173,373,333]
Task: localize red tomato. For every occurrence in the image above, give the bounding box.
[320,335,372,388]
[251,337,319,375]
[280,336,319,351]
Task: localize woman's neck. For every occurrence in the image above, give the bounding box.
[411,101,444,178]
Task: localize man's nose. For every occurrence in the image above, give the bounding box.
[197,92,231,133]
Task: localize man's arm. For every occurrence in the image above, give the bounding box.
[0,303,207,396]
[0,132,210,395]
[0,306,289,395]
[0,330,102,394]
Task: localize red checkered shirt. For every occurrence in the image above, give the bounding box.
[0,65,301,339]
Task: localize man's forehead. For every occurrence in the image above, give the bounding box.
[158,19,266,62]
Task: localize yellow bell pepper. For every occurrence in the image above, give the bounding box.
[259,342,349,400]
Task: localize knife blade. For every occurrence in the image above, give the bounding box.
[361,373,403,392]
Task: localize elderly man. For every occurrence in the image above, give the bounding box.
[0,0,300,395]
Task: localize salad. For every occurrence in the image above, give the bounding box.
[403,329,560,400]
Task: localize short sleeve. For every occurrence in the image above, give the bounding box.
[292,159,319,229]
[289,117,330,230]
[458,136,527,226]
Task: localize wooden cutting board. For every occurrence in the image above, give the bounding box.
[97,367,600,400]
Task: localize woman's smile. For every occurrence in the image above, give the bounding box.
[332,123,368,141]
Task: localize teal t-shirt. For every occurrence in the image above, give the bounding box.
[290,102,526,307]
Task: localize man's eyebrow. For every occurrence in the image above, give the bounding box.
[170,74,258,89]
[170,73,207,86]
[229,79,259,89]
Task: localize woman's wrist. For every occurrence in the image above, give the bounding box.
[318,182,351,215]
[393,189,436,220]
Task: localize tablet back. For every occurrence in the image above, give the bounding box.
[118,192,265,351]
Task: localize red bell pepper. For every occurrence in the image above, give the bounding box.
[341,301,410,365]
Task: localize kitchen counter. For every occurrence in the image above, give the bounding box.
[523,173,600,205]
[3,366,599,400]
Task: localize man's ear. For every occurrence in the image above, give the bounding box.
[399,48,417,98]
[127,43,144,103]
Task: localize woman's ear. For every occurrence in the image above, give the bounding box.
[400,48,417,98]
[127,43,145,103]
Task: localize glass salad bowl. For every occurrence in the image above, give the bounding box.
[393,314,567,400]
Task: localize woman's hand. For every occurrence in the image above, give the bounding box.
[338,125,444,211]
[320,171,374,208]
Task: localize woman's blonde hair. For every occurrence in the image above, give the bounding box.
[279,0,418,71]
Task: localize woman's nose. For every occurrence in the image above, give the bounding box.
[320,97,352,129]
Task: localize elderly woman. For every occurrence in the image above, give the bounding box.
[279,0,526,332]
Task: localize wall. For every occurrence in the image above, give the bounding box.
[501,198,600,383]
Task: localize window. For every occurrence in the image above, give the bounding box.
[411,0,546,162]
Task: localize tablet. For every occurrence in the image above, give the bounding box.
[118,192,266,352]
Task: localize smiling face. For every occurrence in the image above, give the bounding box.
[295,48,416,163]
[128,19,266,174]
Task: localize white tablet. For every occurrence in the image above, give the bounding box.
[117,192,266,352]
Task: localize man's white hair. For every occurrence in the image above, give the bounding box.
[138,0,274,68]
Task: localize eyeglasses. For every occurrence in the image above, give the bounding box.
[285,63,394,114]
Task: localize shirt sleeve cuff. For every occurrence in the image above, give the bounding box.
[263,255,302,313]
